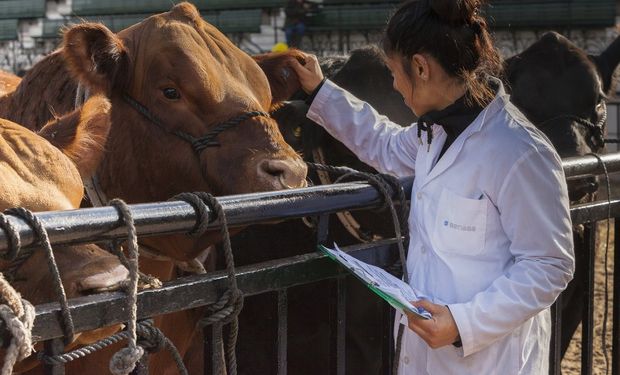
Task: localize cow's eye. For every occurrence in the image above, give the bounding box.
[163,88,181,100]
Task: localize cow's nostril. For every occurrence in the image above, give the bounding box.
[260,160,286,177]
[258,159,308,189]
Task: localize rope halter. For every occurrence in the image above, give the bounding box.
[122,94,270,155]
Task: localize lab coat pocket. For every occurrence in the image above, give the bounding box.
[432,188,487,256]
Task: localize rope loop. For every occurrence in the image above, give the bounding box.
[107,199,142,375]
[587,153,612,375]
[172,191,243,375]
[306,161,410,375]
[0,214,20,262]
[306,162,409,280]
[4,207,75,344]
[39,320,188,374]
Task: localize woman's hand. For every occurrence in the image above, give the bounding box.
[289,52,324,94]
[406,300,460,349]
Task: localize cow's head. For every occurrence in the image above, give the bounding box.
[0,94,129,303]
[62,3,306,201]
[0,94,128,369]
[60,2,308,261]
[505,31,608,201]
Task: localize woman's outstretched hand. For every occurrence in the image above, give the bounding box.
[289,52,324,94]
[406,300,460,349]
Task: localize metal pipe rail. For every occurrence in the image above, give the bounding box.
[563,153,620,179]
[0,239,398,345]
[0,197,611,346]
[0,152,619,251]
[0,178,414,251]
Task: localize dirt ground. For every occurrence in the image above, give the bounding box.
[562,220,615,374]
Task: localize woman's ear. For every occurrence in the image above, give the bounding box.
[411,54,430,81]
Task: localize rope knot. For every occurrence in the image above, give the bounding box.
[136,320,166,354]
[109,346,145,375]
[0,285,35,375]
[199,288,244,328]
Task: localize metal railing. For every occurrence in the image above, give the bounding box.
[0,153,619,374]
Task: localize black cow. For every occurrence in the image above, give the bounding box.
[505,31,617,357]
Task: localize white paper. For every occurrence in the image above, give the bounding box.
[321,244,432,320]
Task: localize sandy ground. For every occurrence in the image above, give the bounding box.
[562,220,615,374]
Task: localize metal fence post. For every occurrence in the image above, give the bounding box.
[43,338,66,375]
[581,223,596,375]
[277,290,288,375]
[613,218,620,375]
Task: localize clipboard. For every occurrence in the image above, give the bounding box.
[319,244,431,320]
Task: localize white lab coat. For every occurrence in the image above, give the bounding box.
[307,79,575,375]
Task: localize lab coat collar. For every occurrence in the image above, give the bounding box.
[419,78,508,187]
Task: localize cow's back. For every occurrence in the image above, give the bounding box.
[0,119,83,211]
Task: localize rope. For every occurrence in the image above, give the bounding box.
[0,273,35,375]
[107,199,144,375]
[0,214,20,262]
[539,103,607,150]
[4,207,75,344]
[306,163,409,282]
[588,153,611,375]
[176,111,269,153]
[174,192,243,375]
[40,320,188,375]
[122,93,269,154]
[305,162,410,375]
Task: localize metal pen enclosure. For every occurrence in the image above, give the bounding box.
[0,153,619,374]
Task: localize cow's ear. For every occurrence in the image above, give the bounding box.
[254,50,306,103]
[62,23,128,94]
[38,94,112,178]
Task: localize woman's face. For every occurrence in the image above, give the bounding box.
[385,54,415,111]
[385,53,457,117]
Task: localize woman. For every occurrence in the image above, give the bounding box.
[290,0,575,373]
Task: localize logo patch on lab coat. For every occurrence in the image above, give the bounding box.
[444,220,477,232]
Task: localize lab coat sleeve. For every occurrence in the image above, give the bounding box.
[306,79,418,177]
[448,147,575,357]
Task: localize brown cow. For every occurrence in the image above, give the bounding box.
[0,2,307,373]
[0,94,129,372]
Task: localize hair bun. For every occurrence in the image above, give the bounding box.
[429,0,480,24]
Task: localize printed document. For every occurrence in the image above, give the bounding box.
[319,244,431,320]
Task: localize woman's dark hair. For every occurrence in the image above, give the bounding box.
[382,0,501,106]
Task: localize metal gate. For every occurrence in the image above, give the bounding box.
[0,153,619,374]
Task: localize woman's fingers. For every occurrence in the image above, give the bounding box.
[289,54,324,94]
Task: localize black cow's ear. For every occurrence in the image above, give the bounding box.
[253,50,305,104]
[62,23,128,94]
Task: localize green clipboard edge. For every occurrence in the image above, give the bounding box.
[318,245,430,320]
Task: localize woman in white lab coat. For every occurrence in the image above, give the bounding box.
[290,0,575,373]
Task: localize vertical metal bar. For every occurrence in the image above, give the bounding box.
[212,324,223,375]
[336,276,346,375]
[316,214,330,246]
[384,303,395,375]
[613,218,620,375]
[277,290,288,375]
[43,338,66,375]
[581,223,596,375]
[204,326,214,375]
[550,295,562,375]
